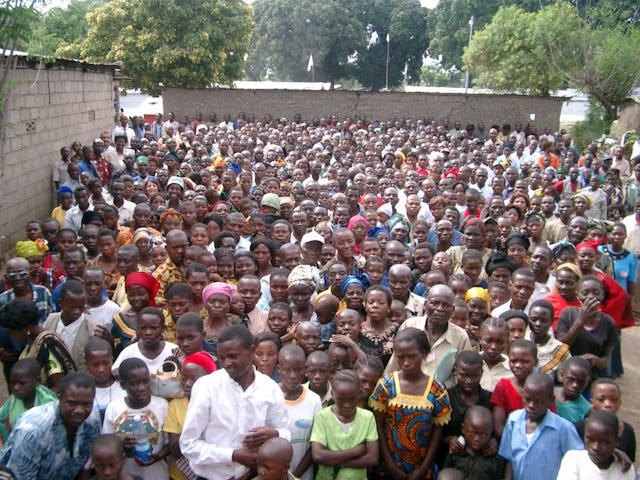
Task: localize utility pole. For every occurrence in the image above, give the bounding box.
[465,16,474,95]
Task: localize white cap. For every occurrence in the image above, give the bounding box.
[301,231,325,246]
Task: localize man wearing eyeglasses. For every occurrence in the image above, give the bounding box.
[0,257,56,382]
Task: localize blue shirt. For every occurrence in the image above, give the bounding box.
[77,159,98,179]
[428,227,463,248]
[0,284,56,353]
[498,408,584,480]
[0,284,55,324]
[0,400,101,480]
[598,245,637,292]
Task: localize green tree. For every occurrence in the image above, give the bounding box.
[420,63,464,87]
[464,2,640,124]
[540,4,640,124]
[245,0,365,87]
[425,0,500,70]
[26,0,104,56]
[463,5,568,95]
[350,0,429,90]
[61,0,254,94]
[425,0,558,70]
[1,0,41,105]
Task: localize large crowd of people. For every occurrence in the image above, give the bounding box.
[1,110,640,480]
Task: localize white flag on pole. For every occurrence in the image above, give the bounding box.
[386,33,390,43]
[307,54,314,72]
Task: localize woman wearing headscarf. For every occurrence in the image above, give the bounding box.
[465,287,492,349]
[388,214,411,246]
[338,276,367,322]
[572,191,593,218]
[201,282,237,363]
[504,233,530,269]
[133,228,155,273]
[164,350,216,480]
[369,226,391,251]
[159,209,183,236]
[288,265,320,324]
[110,272,160,357]
[14,240,48,287]
[166,176,184,210]
[544,263,582,329]
[348,215,370,257]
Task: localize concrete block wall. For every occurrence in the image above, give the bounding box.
[163,88,565,132]
[0,60,116,259]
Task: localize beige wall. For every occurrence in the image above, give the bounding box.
[0,59,116,259]
[163,88,565,131]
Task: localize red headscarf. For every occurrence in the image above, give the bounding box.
[183,351,217,374]
[125,272,160,307]
[576,240,601,252]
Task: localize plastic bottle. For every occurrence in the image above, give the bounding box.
[131,414,152,462]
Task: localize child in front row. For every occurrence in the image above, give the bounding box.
[554,357,591,423]
[85,338,125,421]
[164,352,216,480]
[267,302,294,345]
[113,307,178,376]
[440,351,493,467]
[498,373,583,480]
[478,318,512,392]
[491,339,539,438]
[163,284,194,344]
[304,351,333,407]
[279,345,322,480]
[575,378,636,462]
[174,313,206,362]
[558,410,636,479]
[310,370,379,480]
[255,437,296,480]
[254,331,282,382]
[443,406,506,479]
[103,358,170,480]
[370,328,450,480]
[353,356,383,410]
[92,433,141,480]
[0,359,57,445]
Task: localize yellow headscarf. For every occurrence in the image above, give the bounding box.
[465,287,492,314]
[556,262,582,279]
[15,240,48,259]
[572,192,593,208]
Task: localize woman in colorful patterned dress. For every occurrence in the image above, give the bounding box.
[370,328,451,480]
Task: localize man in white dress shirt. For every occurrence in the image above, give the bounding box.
[180,325,290,480]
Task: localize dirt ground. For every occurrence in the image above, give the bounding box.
[614,326,640,437]
[0,328,638,443]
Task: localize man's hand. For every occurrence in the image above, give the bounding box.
[135,453,162,467]
[242,427,278,449]
[93,325,113,343]
[232,447,258,468]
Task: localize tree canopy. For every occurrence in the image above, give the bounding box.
[25,0,104,57]
[57,0,254,94]
[350,0,428,90]
[464,1,640,122]
[245,0,428,90]
[245,0,364,88]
